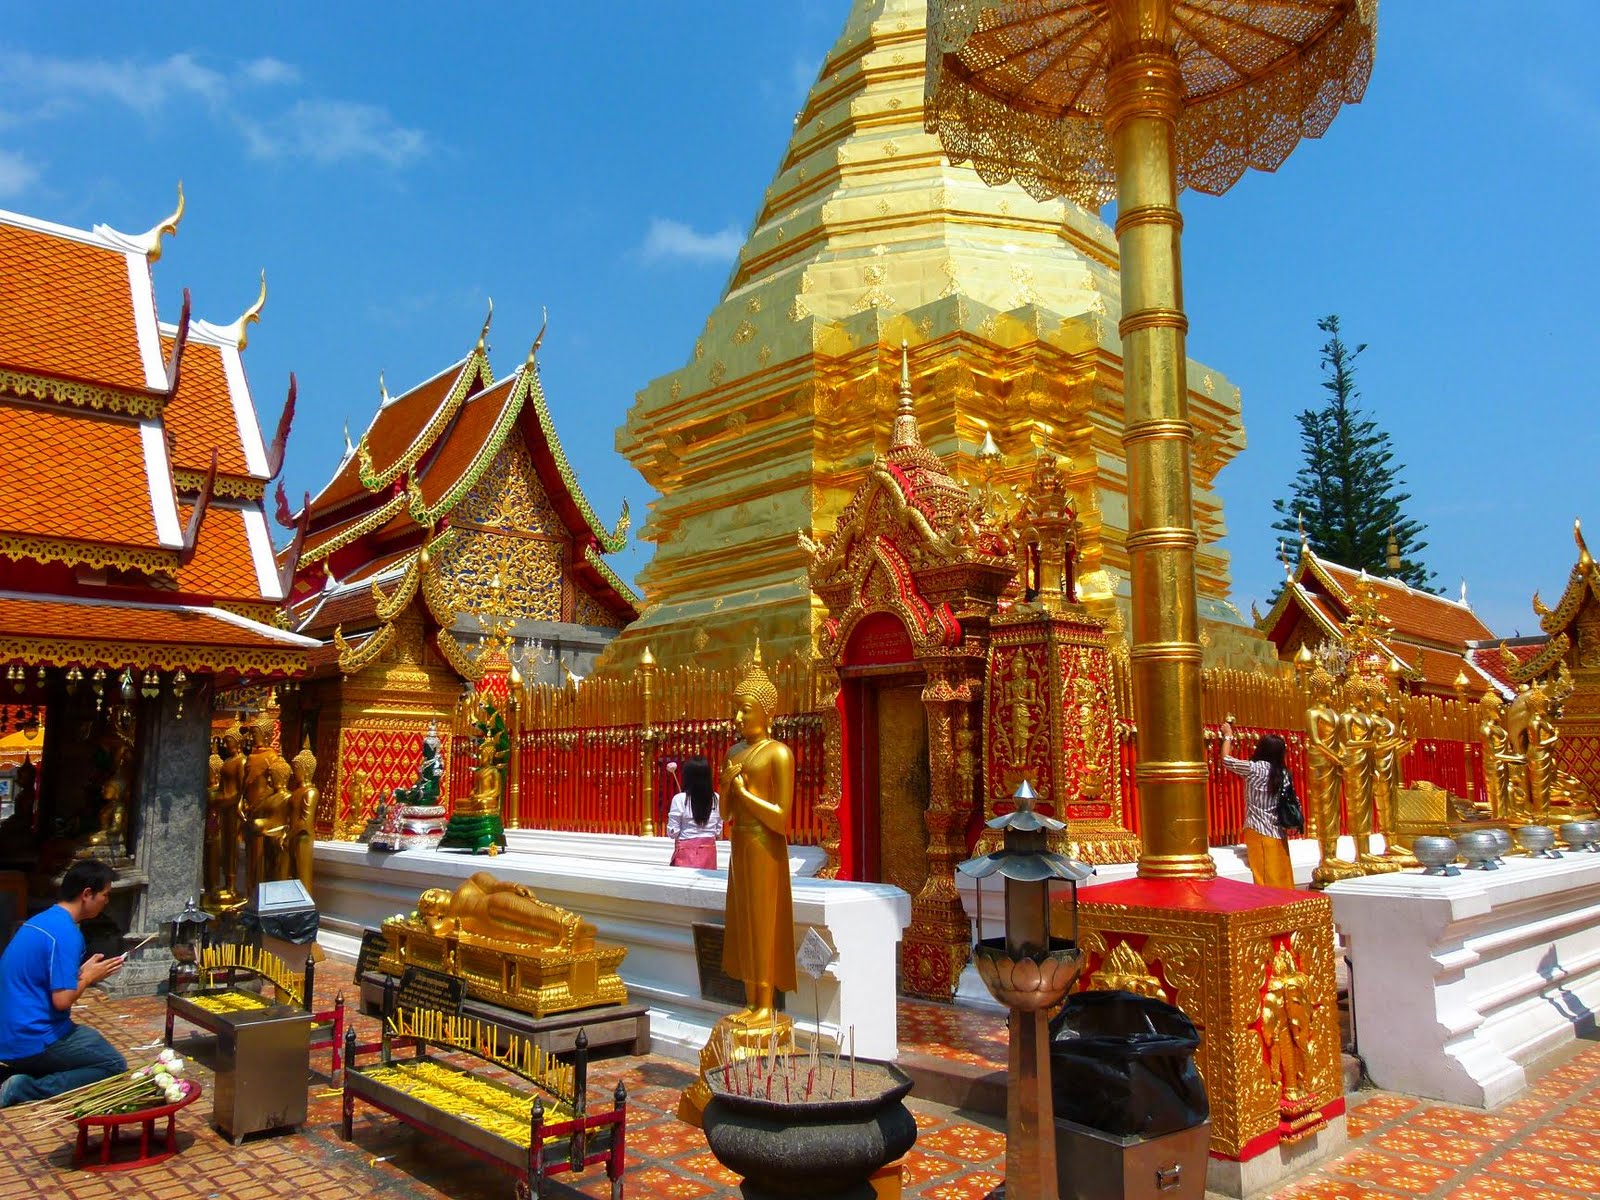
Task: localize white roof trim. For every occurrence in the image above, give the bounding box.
[240,507,283,601]
[0,205,131,252]
[124,253,167,391]
[0,588,319,648]
[220,344,270,477]
[139,418,183,547]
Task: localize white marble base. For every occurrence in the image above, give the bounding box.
[312,837,909,1065]
[500,827,826,877]
[1328,851,1600,1108]
[1206,1113,1349,1199]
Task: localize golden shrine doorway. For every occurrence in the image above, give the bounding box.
[845,669,931,898]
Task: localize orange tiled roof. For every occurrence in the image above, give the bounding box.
[311,361,469,512]
[1317,561,1496,646]
[0,401,162,549]
[0,219,153,394]
[175,504,271,602]
[1465,643,1545,696]
[0,590,313,674]
[1391,644,1473,693]
[161,334,254,479]
[413,376,518,512]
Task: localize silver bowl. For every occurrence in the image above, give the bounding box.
[1456,829,1501,870]
[1487,827,1513,864]
[1559,821,1600,853]
[1515,825,1562,859]
[1412,836,1460,877]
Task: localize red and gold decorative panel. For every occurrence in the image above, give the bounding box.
[983,609,1136,863]
[1063,877,1344,1162]
[336,724,448,828]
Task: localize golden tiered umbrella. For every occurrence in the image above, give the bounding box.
[928,1,1377,881]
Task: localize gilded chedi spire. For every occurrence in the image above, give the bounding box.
[606,0,1267,674]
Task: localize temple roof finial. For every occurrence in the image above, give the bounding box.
[378,369,391,407]
[144,180,184,262]
[889,340,920,450]
[476,296,494,355]
[234,270,267,350]
[342,420,353,457]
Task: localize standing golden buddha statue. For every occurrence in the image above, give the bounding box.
[287,740,319,892]
[719,640,797,1023]
[678,639,798,1127]
[1307,668,1361,889]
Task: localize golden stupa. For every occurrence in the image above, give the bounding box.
[606,0,1273,674]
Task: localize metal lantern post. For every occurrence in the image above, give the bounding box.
[959,781,1094,1199]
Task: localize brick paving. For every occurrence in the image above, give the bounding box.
[1,958,1596,1199]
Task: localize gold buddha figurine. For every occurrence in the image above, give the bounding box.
[80,704,136,858]
[1370,690,1415,865]
[1522,685,1559,822]
[287,740,319,892]
[1260,943,1312,1108]
[1477,692,1510,819]
[413,872,595,950]
[243,756,293,897]
[1341,682,1399,874]
[209,724,247,910]
[457,735,504,818]
[1308,668,1361,888]
[719,640,796,1026]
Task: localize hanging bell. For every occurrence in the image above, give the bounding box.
[65,665,83,694]
[140,669,160,699]
[34,665,46,688]
[120,668,135,700]
[7,665,23,695]
[174,669,188,721]
[91,668,107,711]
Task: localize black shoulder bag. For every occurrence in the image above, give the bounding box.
[1276,772,1304,835]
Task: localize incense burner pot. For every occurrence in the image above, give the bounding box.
[1456,829,1500,870]
[1560,821,1600,852]
[702,1057,916,1200]
[1515,825,1561,859]
[1412,836,1460,877]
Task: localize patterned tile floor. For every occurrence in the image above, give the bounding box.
[1,959,1596,1199]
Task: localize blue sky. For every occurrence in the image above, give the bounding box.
[1,3,1593,639]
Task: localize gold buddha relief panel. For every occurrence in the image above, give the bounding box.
[876,682,929,899]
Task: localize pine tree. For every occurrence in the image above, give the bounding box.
[1271,315,1433,589]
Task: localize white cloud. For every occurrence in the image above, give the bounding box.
[640,217,743,264]
[0,48,424,169]
[0,50,230,113]
[240,57,300,87]
[239,100,428,168]
[0,148,39,198]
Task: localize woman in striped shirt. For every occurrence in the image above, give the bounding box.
[1220,721,1296,890]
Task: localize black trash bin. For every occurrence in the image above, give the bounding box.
[1049,990,1210,1200]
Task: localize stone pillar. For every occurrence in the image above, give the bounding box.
[110,679,212,995]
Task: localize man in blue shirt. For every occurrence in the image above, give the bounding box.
[0,860,126,1106]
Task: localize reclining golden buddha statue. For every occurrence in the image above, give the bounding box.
[380,872,627,1018]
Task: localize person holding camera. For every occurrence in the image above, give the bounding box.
[1220,721,1299,889]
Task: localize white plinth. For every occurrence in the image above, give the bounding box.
[312,837,910,1064]
[1328,851,1600,1108]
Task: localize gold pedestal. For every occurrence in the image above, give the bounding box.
[1058,878,1344,1164]
[677,1013,797,1128]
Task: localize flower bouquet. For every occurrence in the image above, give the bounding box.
[24,1049,193,1125]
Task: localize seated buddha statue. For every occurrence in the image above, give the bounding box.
[413,872,594,952]
[454,736,503,818]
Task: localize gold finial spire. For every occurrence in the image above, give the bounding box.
[976,427,1001,463]
[640,644,655,668]
[145,180,184,262]
[235,270,267,349]
[1385,525,1401,574]
[532,305,549,357]
[476,296,494,354]
[889,340,920,450]
[1297,509,1306,547]
[1577,518,1593,575]
[1278,539,1292,578]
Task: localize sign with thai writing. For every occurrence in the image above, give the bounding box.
[355,928,390,981]
[692,922,786,1011]
[394,965,463,1017]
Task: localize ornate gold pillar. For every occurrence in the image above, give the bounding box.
[1106,2,1212,879]
[639,645,658,837]
[900,666,983,1000]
